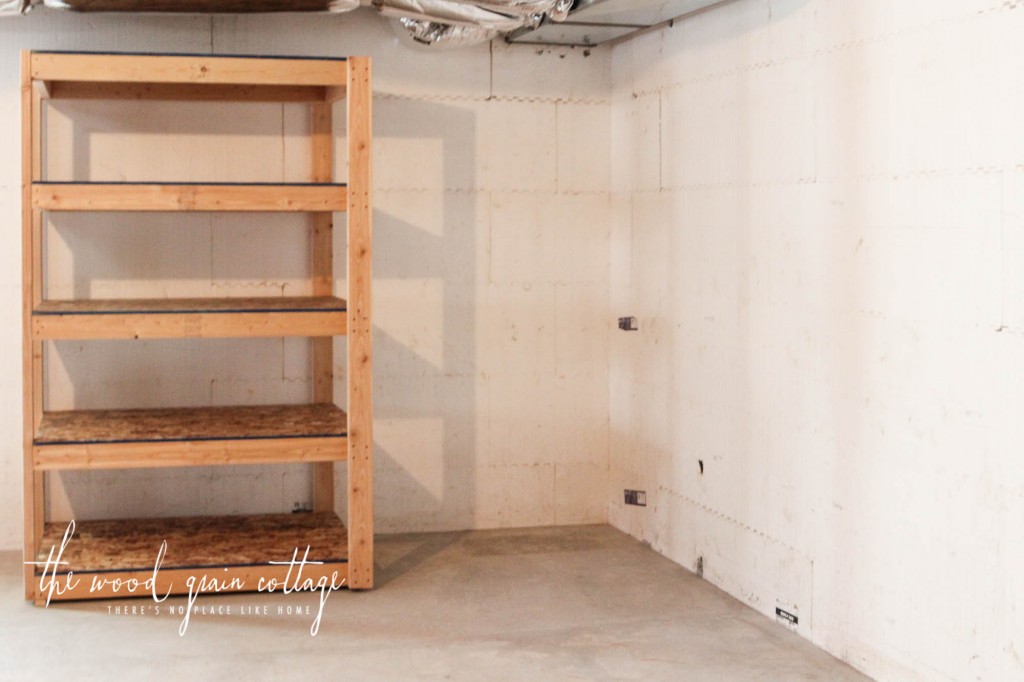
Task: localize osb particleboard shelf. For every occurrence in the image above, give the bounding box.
[37,403,346,444]
[32,296,347,340]
[38,512,348,572]
[34,512,349,602]
[33,404,347,471]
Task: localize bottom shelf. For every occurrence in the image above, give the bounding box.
[33,512,348,602]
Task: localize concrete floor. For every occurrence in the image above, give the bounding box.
[0,525,869,681]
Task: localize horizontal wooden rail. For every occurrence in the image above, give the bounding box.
[33,297,347,339]
[33,183,348,212]
[32,52,348,88]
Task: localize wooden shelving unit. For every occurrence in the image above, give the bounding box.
[21,50,374,602]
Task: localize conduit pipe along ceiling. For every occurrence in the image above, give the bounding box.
[0,0,729,47]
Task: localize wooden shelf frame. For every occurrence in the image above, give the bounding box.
[21,50,374,601]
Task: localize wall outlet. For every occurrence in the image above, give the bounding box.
[624,489,647,506]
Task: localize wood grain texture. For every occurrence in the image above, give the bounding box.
[35,436,346,471]
[33,311,346,340]
[32,297,347,340]
[49,81,329,102]
[346,56,374,590]
[35,296,346,314]
[33,183,348,212]
[43,1,346,13]
[36,512,348,573]
[311,101,336,513]
[32,52,347,87]
[21,49,38,600]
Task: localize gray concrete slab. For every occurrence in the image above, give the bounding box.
[0,525,870,681]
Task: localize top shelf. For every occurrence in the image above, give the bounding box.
[30,51,349,103]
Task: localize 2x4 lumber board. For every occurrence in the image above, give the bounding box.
[21,49,38,600]
[311,101,335,512]
[32,296,347,340]
[33,513,348,601]
[31,52,347,88]
[31,83,46,580]
[48,81,331,103]
[346,56,374,590]
[33,310,345,340]
[35,296,346,314]
[310,106,335,299]
[38,1,353,13]
[36,404,346,444]
[35,436,346,471]
[33,182,348,212]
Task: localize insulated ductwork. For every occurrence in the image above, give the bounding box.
[395,18,500,48]
[377,0,557,30]
[376,0,563,46]
[0,0,730,47]
[0,0,569,45]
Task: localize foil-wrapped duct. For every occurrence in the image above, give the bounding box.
[377,0,563,46]
[396,17,499,47]
[547,0,572,22]
[1,0,573,48]
[374,0,553,32]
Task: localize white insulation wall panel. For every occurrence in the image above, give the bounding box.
[610,1,1024,681]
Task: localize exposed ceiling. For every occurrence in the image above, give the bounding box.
[509,0,728,46]
[0,0,730,47]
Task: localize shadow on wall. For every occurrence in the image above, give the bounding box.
[45,93,479,532]
[356,96,478,533]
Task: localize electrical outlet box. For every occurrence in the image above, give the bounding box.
[624,489,647,506]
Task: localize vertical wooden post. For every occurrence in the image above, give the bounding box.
[346,57,373,590]
[311,101,335,513]
[21,50,44,600]
[32,75,45,554]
